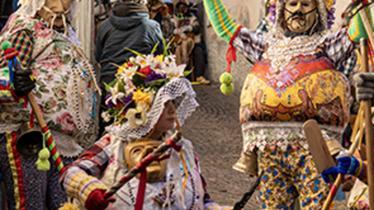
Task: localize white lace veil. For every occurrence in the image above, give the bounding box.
[107,77,198,142]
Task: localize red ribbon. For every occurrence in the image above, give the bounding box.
[135,170,147,210]
[226,26,243,73]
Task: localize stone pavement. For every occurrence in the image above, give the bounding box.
[182,84,349,209]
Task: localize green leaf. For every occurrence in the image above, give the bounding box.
[125,48,146,58]
[184,70,192,77]
[103,80,117,92]
[151,42,160,54]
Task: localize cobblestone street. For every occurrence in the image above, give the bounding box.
[183,84,259,209]
[183,84,349,209]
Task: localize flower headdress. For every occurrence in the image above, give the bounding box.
[103,48,198,141]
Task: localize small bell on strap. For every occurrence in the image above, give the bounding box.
[36,131,51,171]
[16,123,43,157]
[232,150,258,177]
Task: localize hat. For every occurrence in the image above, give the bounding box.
[103,49,198,142]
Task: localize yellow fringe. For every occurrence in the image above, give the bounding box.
[59,202,80,210]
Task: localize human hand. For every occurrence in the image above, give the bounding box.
[353,73,374,102]
[85,189,115,210]
[321,155,363,183]
[13,69,35,97]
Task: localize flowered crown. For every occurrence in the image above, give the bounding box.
[102,51,188,128]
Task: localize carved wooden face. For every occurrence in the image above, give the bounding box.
[37,0,72,29]
[124,139,167,183]
[283,0,318,33]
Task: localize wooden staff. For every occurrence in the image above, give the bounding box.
[2,42,66,176]
[360,37,374,209]
[104,130,183,199]
[321,122,364,210]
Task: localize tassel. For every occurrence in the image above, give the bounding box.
[36,148,51,171]
[36,132,51,171]
[59,202,80,210]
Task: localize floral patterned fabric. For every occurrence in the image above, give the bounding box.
[258,143,329,209]
[0,14,99,156]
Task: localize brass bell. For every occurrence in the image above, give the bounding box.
[233,150,258,177]
[16,124,43,157]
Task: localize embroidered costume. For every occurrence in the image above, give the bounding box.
[203,0,357,208]
[61,53,230,210]
[0,0,100,209]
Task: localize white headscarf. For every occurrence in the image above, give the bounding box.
[16,0,79,19]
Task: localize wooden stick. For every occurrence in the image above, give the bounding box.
[27,92,65,174]
[322,128,363,210]
[360,38,374,209]
[104,131,182,199]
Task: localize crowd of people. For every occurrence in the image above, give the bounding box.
[0,0,373,210]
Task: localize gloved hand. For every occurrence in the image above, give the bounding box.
[84,189,115,210]
[321,155,363,183]
[353,72,374,102]
[13,69,35,97]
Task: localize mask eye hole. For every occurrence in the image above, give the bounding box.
[289,1,298,7]
[302,2,310,7]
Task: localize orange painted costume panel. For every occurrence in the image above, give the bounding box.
[240,56,350,127]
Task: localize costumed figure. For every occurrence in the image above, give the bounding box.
[0,0,100,209]
[147,0,174,40]
[61,52,231,210]
[203,0,359,208]
[172,0,209,84]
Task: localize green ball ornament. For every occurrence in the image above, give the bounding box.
[38,148,50,160]
[36,159,51,171]
[220,83,234,96]
[219,72,233,85]
[1,41,11,51]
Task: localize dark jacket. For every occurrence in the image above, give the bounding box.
[95,5,164,84]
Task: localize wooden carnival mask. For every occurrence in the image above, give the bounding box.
[124,139,168,183]
[37,0,72,31]
[283,0,318,33]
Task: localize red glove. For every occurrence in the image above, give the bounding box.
[85,189,115,210]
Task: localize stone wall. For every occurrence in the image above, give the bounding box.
[204,0,351,92]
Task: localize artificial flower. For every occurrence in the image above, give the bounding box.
[101,111,111,122]
[139,66,152,76]
[125,106,147,128]
[145,71,166,83]
[106,84,126,106]
[133,89,153,106]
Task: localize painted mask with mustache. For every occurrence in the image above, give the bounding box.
[283,0,318,34]
[37,0,72,33]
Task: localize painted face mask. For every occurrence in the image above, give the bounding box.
[37,0,72,33]
[283,0,318,33]
[124,139,168,183]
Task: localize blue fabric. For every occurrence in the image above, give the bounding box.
[95,11,164,85]
[321,156,361,183]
